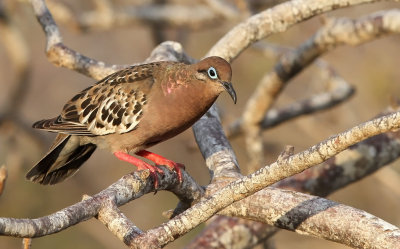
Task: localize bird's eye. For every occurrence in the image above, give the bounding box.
[207,67,218,79]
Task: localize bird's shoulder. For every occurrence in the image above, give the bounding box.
[98,62,166,86]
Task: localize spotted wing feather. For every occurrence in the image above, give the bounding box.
[34,64,158,136]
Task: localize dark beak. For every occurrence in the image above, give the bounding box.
[220,81,237,104]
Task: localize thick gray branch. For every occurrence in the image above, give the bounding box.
[221,187,400,249]
[130,111,400,248]
[0,168,201,238]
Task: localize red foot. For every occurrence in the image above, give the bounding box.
[114,151,163,189]
[136,150,185,183]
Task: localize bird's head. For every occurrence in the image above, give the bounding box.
[194,56,237,104]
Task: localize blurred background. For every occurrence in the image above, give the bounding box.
[0,0,400,248]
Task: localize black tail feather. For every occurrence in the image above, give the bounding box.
[26,135,96,185]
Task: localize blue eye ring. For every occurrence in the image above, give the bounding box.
[207,67,218,79]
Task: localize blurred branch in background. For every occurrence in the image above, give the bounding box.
[0,5,30,118]
[227,64,355,138]
[0,0,400,249]
[32,0,126,80]
[0,165,7,196]
[0,0,45,183]
[46,0,225,32]
[237,9,400,172]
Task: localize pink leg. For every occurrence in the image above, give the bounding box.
[136,150,185,183]
[114,151,163,188]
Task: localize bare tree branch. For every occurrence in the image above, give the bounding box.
[193,105,240,180]
[206,0,398,60]
[227,57,354,139]
[47,0,222,32]
[187,3,400,247]
[129,110,400,248]
[31,0,126,80]
[190,106,400,248]
[201,0,241,19]
[239,8,400,169]
[276,126,400,196]
[92,195,143,244]
[185,216,277,249]
[32,0,197,80]
[221,187,400,249]
[243,9,400,132]
[0,167,201,238]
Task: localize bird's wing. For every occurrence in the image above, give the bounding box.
[33,63,161,136]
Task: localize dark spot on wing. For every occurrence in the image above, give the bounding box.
[101,109,108,120]
[112,117,122,126]
[133,103,141,114]
[97,95,105,102]
[112,106,120,115]
[88,107,98,123]
[83,104,96,117]
[117,108,125,117]
[81,98,91,109]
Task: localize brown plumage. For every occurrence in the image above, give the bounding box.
[27,56,236,186]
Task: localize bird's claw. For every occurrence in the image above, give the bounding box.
[135,150,185,183]
[156,160,185,183]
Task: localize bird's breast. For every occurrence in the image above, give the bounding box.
[134,81,218,149]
